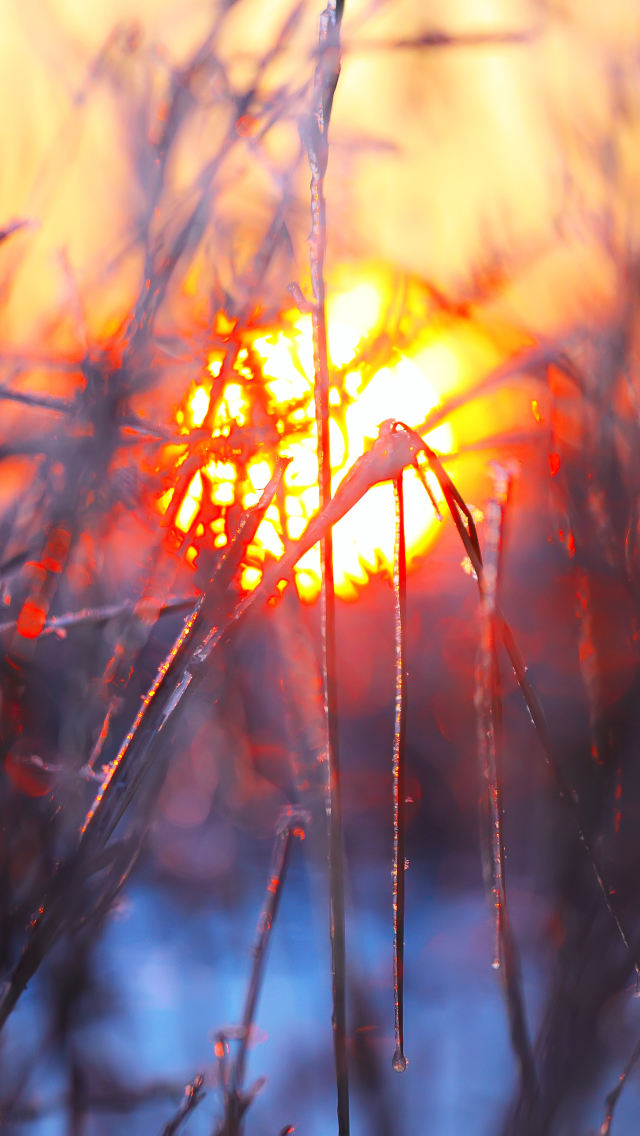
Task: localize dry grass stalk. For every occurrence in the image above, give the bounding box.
[301,0,348,1129]
[0,464,287,1033]
[475,462,537,1108]
[213,808,308,1136]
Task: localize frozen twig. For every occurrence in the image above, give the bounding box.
[0,595,195,638]
[214,807,309,1136]
[0,384,73,413]
[403,428,637,969]
[159,1074,205,1136]
[391,474,408,1073]
[599,1033,640,1136]
[203,418,637,984]
[199,421,474,650]
[0,464,288,1033]
[475,462,537,1105]
[302,0,349,1130]
[0,1077,194,1123]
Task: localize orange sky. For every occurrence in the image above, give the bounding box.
[0,0,638,351]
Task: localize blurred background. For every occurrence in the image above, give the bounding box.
[2,1,640,1134]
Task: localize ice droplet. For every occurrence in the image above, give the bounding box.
[392,1047,408,1073]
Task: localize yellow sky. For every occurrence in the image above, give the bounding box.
[0,0,638,347]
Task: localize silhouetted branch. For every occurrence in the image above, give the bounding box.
[349,26,540,52]
[0,1078,190,1123]
[599,1032,640,1136]
[159,1074,206,1136]
[0,384,73,413]
[0,595,196,638]
[215,807,309,1136]
[0,463,288,1033]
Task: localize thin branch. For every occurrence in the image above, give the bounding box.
[302,0,349,1131]
[0,595,196,638]
[159,1075,206,1136]
[0,1078,190,1123]
[0,384,74,413]
[202,418,637,981]
[599,1033,640,1136]
[412,430,637,969]
[348,26,540,52]
[0,464,288,1033]
[215,808,309,1136]
[475,462,537,1105]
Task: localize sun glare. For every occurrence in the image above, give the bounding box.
[164,278,459,601]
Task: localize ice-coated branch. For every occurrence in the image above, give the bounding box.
[475,462,537,1105]
[301,0,348,1130]
[215,808,309,1136]
[0,462,288,1034]
[0,595,195,638]
[210,418,636,984]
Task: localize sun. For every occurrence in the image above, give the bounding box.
[158,276,459,601]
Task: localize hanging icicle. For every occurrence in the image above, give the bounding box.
[474,460,538,1108]
[392,472,408,1073]
[302,0,349,1131]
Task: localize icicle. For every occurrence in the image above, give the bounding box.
[475,465,509,972]
[391,474,408,1073]
[474,461,538,1105]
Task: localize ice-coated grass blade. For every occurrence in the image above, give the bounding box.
[302,0,349,1130]
[391,474,408,1073]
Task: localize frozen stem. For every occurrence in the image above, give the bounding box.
[215,807,309,1136]
[302,0,348,1131]
[0,465,288,1034]
[159,1075,206,1136]
[475,461,537,1106]
[391,474,408,1073]
[599,1032,640,1136]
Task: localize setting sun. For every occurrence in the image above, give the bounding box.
[168,280,459,600]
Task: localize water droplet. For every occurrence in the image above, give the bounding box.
[392,1047,408,1072]
[491,957,501,970]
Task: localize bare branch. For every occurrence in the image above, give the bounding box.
[301,0,349,1130]
[159,1074,206,1136]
